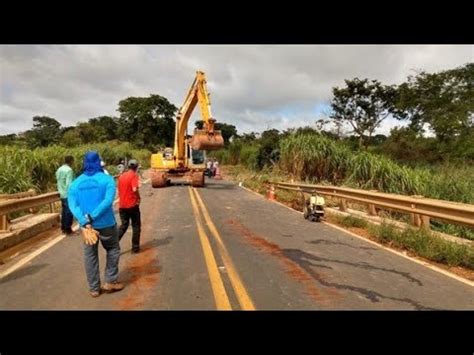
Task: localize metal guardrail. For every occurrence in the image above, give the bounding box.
[268,181,474,230]
[0,190,37,200]
[0,192,60,232]
[0,175,120,232]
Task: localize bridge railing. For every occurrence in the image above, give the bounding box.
[267,181,474,230]
[0,175,120,232]
[0,192,60,232]
[0,190,37,200]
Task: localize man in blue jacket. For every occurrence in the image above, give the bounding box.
[68,151,124,297]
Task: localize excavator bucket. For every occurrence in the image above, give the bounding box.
[189,129,224,151]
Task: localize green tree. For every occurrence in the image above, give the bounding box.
[117,95,177,150]
[62,128,83,147]
[257,129,281,168]
[451,126,474,161]
[61,126,75,135]
[88,116,119,141]
[75,122,105,144]
[396,63,474,142]
[237,132,258,143]
[370,134,388,146]
[331,78,398,148]
[0,134,18,146]
[216,122,237,145]
[24,116,62,148]
[380,127,438,164]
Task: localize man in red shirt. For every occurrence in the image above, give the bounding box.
[117,159,141,253]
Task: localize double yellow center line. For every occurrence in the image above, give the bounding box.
[188,187,256,311]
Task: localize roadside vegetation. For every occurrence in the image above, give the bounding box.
[0,142,151,194]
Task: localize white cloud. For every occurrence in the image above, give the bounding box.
[1,45,472,135]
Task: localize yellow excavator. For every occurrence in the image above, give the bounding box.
[150,71,224,188]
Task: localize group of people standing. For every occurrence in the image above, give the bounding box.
[55,152,142,297]
[205,158,219,177]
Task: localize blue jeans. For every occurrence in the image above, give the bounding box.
[60,198,74,232]
[83,225,120,292]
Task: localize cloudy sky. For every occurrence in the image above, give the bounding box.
[1,45,472,136]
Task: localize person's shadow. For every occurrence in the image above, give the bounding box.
[120,236,173,256]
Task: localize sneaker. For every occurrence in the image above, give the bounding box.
[102,282,125,293]
[90,290,101,298]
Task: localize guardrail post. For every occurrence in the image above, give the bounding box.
[0,214,8,232]
[410,213,421,227]
[368,203,377,216]
[339,198,347,212]
[367,190,378,216]
[410,195,430,229]
[420,215,431,230]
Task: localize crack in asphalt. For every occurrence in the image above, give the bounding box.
[283,249,435,310]
[307,238,378,251]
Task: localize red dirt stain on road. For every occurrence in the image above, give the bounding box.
[115,183,161,310]
[225,218,341,305]
[116,245,161,309]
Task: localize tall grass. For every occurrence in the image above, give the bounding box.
[0,142,151,193]
[279,132,474,204]
[280,133,350,184]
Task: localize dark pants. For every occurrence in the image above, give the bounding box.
[83,225,120,292]
[61,198,74,232]
[118,205,141,251]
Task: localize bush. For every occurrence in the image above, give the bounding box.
[227,141,242,165]
[279,131,474,203]
[240,145,259,170]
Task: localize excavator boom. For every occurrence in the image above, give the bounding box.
[150,71,224,188]
[174,71,224,162]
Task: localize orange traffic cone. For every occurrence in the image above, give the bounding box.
[214,166,222,180]
[267,185,276,200]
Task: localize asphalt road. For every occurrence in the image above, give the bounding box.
[0,178,473,310]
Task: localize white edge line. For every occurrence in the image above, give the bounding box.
[323,221,474,287]
[0,233,66,280]
[1,198,122,280]
[238,184,474,287]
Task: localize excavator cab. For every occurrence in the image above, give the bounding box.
[186,144,206,166]
[163,147,174,160]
